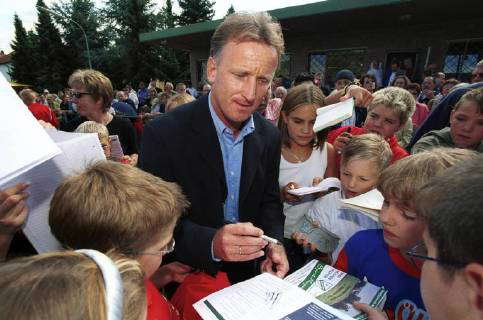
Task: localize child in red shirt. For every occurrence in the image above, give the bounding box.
[328,87,414,175]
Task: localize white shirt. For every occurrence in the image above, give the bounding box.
[306,186,380,262]
[279,143,328,239]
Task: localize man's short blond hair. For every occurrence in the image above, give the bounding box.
[378,147,479,212]
[49,161,189,253]
[68,69,114,112]
[368,87,416,125]
[166,93,195,112]
[75,121,110,141]
[210,12,284,62]
[341,133,392,173]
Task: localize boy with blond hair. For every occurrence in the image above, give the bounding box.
[293,134,392,263]
[328,87,415,174]
[334,148,478,319]
[49,161,190,320]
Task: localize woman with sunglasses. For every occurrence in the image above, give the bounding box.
[62,69,139,165]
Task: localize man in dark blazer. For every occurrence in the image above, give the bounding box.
[139,12,288,284]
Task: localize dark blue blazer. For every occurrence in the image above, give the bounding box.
[139,95,284,283]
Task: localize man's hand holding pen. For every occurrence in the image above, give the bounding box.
[212,222,268,262]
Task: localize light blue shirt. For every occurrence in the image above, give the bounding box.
[208,93,255,223]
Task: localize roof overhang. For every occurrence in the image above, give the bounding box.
[140,0,483,51]
[140,0,411,49]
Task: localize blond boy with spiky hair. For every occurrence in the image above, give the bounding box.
[328,86,416,175]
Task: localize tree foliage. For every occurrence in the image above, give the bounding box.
[36,0,71,91]
[51,0,107,71]
[178,0,215,26]
[226,4,235,16]
[10,14,38,86]
[9,0,204,90]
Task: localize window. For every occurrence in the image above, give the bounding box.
[276,53,292,78]
[308,48,367,85]
[444,39,483,81]
[309,52,327,74]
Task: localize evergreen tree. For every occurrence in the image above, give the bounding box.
[163,0,176,28]
[51,0,107,71]
[178,0,215,26]
[36,0,71,91]
[10,14,37,86]
[226,4,235,16]
[103,0,165,85]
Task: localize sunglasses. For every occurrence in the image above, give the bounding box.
[71,91,91,99]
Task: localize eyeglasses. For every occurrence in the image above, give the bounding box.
[472,72,483,79]
[405,243,466,268]
[71,91,91,99]
[125,239,175,257]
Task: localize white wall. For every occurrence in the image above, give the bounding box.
[0,63,11,81]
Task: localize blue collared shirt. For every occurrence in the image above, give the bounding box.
[208,93,255,223]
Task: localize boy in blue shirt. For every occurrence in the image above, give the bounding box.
[334,148,478,320]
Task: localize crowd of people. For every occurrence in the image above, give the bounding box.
[1,10,483,320]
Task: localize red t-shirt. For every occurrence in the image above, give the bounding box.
[146,280,180,320]
[28,103,59,128]
[327,126,408,175]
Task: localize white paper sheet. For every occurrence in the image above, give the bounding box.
[314,98,354,132]
[0,73,61,185]
[194,273,352,320]
[4,130,106,253]
[287,178,341,196]
[340,189,384,221]
[341,189,384,211]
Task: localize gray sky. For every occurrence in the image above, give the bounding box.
[0,0,321,54]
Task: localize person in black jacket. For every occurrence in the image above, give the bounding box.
[140,12,288,285]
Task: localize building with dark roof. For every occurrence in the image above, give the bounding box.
[140,0,483,88]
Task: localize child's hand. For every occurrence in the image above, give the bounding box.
[120,154,138,166]
[150,262,194,288]
[333,132,352,154]
[353,302,388,320]
[312,177,323,186]
[0,183,30,235]
[281,182,301,203]
[292,232,317,252]
[423,89,434,99]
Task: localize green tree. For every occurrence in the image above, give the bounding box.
[178,0,215,26]
[103,0,165,86]
[10,14,38,86]
[51,0,108,71]
[36,0,71,91]
[226,4,235,16]
[162,0,176,28]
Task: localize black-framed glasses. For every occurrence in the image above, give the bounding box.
[71,91,91,99]
[406,243,466,268]
[125,239,175,257]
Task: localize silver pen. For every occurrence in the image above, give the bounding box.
[261,234,282,245]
